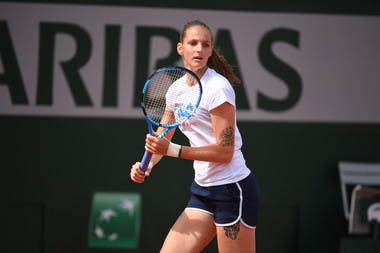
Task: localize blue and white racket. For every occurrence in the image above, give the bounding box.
[139,66,203,171]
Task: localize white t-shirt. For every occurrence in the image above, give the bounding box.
[176,68,251,186]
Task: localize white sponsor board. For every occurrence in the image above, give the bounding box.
[1,2,379,123]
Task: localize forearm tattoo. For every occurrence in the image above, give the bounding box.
[224,223,240,240]
[220,126,234,147]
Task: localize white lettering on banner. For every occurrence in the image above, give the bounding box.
[0,2,379,123]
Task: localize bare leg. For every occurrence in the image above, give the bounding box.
[160,209,216,253]
[216,221,256,253]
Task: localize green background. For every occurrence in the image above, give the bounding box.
[1,0,380,253]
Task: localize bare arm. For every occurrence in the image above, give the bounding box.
[180,102,235,163]
[144,102,235,164]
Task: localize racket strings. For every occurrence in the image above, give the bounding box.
[144,70,181,124]
[143,69,201,126]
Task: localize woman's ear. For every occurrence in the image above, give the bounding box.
[177,42,183,56]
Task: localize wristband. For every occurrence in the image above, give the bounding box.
[166,142,181,158]
[178,145,183,158]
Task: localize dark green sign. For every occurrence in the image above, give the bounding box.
[88,192,141,249]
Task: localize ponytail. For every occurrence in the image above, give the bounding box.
[207,48,241,85]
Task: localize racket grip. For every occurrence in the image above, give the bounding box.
[140,150,152,172]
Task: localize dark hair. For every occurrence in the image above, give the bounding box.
[179,20,241,85]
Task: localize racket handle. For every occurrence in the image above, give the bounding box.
[140,150,152,172]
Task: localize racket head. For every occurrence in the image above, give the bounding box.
[141,66,202,136]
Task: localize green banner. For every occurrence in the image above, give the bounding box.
[88,192,141,249]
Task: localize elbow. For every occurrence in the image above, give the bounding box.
[218,148,234,163]
[220,157,233,164]
[224,154,234,163]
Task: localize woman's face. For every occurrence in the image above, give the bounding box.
[177,25,213,75]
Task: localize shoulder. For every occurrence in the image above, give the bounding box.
[203,68,233,91]
[204,68,229,83]
[201,68,236,109]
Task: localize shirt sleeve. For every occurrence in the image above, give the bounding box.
[207,78,236,111]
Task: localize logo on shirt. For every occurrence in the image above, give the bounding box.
[172,102,196,123]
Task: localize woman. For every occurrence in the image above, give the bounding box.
[130,20,260,253]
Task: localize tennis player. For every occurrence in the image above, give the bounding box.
[130,20,260,253]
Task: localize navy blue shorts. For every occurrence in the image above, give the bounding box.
[186,173,260,228]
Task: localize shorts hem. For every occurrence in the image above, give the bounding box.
[241,219,256,229]
[215,216,240,227]
[185,207,214,216]
[215,218,256,229]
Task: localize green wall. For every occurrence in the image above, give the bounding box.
[1,1,380,253]
[2,117,379,252]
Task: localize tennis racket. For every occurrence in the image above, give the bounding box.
[139,66,203,171]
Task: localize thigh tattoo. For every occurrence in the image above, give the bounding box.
[224,223,240,240]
